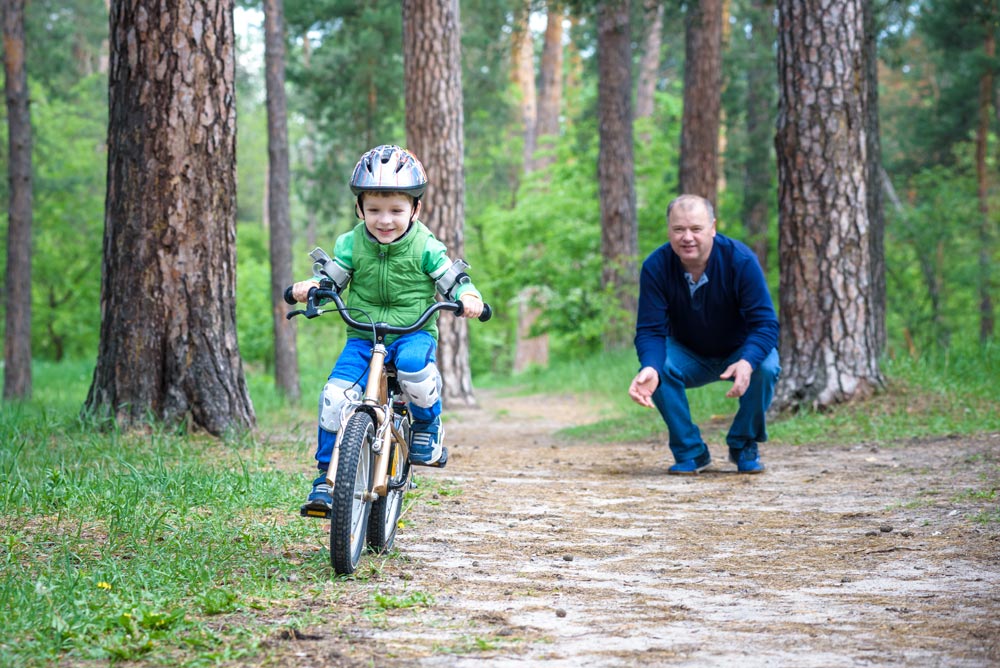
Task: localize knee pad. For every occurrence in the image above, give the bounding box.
[396,363,442,408]
[318,378,356,432]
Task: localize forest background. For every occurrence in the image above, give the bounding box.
[1,2,999,665]
[0,0,997,407]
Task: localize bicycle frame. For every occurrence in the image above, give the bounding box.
[285,272,491,573]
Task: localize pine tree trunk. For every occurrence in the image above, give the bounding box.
[678,0,722,207]
[86,0,255,434]
[264,0,300,399]
[597,0,638,350]
[863,0,886,355]
[402,0,477,408]
[774,0,883,410]
[534,2,563,171]
[2,0,32,400]
[634,0,664,121]
[510,0,537,176]
[741,0,773,273]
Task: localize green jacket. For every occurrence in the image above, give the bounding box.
[322,220,480,343]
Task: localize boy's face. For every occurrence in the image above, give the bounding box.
[358,192,420,244]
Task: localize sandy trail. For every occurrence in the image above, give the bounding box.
[266,390,1000,667]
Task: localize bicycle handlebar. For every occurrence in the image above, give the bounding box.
[284,285,492,334]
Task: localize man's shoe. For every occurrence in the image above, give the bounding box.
[668,451,711,475]
[300,472,333,518]
[409,423,447,467]
[729,446,766,474]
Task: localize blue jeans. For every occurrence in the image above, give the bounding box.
[315,331,439,468]
[651,338,780,463]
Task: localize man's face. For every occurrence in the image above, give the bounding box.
[359,192,420,244]
[668,201,716,270]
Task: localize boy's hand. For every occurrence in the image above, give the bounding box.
[291,279,320,303]
[458,293,484,319]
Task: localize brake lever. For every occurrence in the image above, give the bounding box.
[286,289,325,319]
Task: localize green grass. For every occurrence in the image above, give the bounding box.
[491,343,1000,447]
[1,344,998,665]
[0,362,345,667]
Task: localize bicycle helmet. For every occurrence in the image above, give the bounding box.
[349,145,428,199]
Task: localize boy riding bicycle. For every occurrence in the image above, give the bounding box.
[288,144,485,516]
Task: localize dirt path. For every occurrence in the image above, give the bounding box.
[270,390,1000,667]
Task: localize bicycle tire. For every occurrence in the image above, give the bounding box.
[367,410,411,553]
[330,411,375,575]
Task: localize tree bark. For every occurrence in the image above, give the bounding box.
[534,2,563,171]
[678,0,722,208]
[86,0,255,434]
[634,0,664,121]
[264,0,300,399]
[976,27,995,342]
[2,0,32,400]
[402,0,477,408]
[510,0,537,176]
[741,0,774,273]
[863,0,886,355]
[774,0,883,410]
[597,0,638,350]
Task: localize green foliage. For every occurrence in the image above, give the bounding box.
[25,0,107,99]
[29,78,106,361]
[235,223,274,368]
[466,85,683,373]
[0,75,106,361]
[884,138,998,353]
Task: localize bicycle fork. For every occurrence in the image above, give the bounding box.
[327,342,405,501]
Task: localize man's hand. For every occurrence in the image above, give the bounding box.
[720,359,753,398]
[458,293,484,319]
[628,366,660,408]
[291,279,320,303]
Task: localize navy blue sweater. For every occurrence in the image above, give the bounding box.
[634,233,779,373]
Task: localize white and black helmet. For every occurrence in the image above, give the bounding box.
[349,145,428,200]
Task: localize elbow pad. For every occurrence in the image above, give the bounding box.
[309,247,352,292]
[434,259,472,300]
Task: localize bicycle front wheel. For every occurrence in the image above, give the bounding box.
[368,411,411,553]
[330,411,375,575]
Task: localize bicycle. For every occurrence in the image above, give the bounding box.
[284,274,492,575]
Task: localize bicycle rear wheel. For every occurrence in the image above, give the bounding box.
[330,411,375,575]
[367,410,411,553]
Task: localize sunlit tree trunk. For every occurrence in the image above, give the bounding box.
[2,0,32,400]
[510,0,537,177]
[634,0,663,121]
[402,0,477,407]
[534,2,563,171]
[774,0,883,410]
[741,0,774,273]
[597,0,638,350]
[86,0,255,434]
[264,0,300,399]
[678,0,722,207]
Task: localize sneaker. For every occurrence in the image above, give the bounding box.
[668,450,712,475]
[409,423,447,467]
[729,446,766,474]
[300,472,333,518]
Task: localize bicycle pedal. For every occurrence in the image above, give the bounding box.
[299,503,332,519]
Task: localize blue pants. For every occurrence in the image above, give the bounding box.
[651,338,780,462]
[315,331,439,469]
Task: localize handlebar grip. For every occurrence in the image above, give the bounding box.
[283,286,297,305]
[479,303,493,322]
